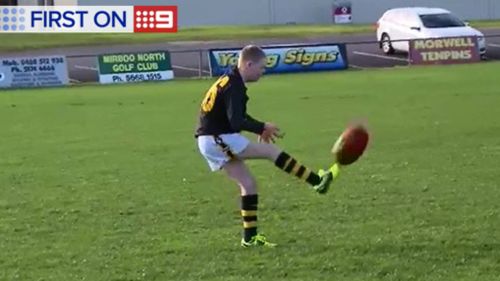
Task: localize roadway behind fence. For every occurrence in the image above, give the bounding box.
[64,34,500,85]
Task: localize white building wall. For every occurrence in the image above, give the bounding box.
[17,0,77,5]
[23,0,500,26]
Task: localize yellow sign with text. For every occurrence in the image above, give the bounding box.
[410,36,480,65]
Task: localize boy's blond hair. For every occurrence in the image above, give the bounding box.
[239,45,266,64]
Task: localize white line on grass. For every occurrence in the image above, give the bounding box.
[74,65,98,71]
[172,64,211,74]
[349,64,365,69]
[353,51,408,62]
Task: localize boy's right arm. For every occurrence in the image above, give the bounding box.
[224,89,265,135]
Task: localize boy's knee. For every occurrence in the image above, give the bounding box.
[239,175,256,190]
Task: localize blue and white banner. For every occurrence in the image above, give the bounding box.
[0,55,69,88]
[208,43,348,76]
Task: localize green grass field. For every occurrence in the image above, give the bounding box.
[1,20,500,52]
[1,62,500,281]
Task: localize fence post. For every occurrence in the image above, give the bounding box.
[198,50,203,77]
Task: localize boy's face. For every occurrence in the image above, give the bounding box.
[244,57,267,82]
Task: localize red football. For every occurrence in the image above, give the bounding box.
[331,125,369,165]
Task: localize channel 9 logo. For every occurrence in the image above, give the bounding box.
[0,5,177,33]
[133,6,177,33]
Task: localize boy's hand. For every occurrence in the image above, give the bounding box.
[258,122,284,143]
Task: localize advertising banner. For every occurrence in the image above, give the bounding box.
[208,44,349,76]
[409,36,480,65]
[97,51,174,84]
[0,55,69,88]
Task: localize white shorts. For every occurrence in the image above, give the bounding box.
[197,133,250,171]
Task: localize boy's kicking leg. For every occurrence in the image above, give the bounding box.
[237,142,340,194]
[223,159,277,248]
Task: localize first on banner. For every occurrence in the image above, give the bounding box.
[0,5,177,33]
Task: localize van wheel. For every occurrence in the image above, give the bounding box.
[381,33,395,55]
